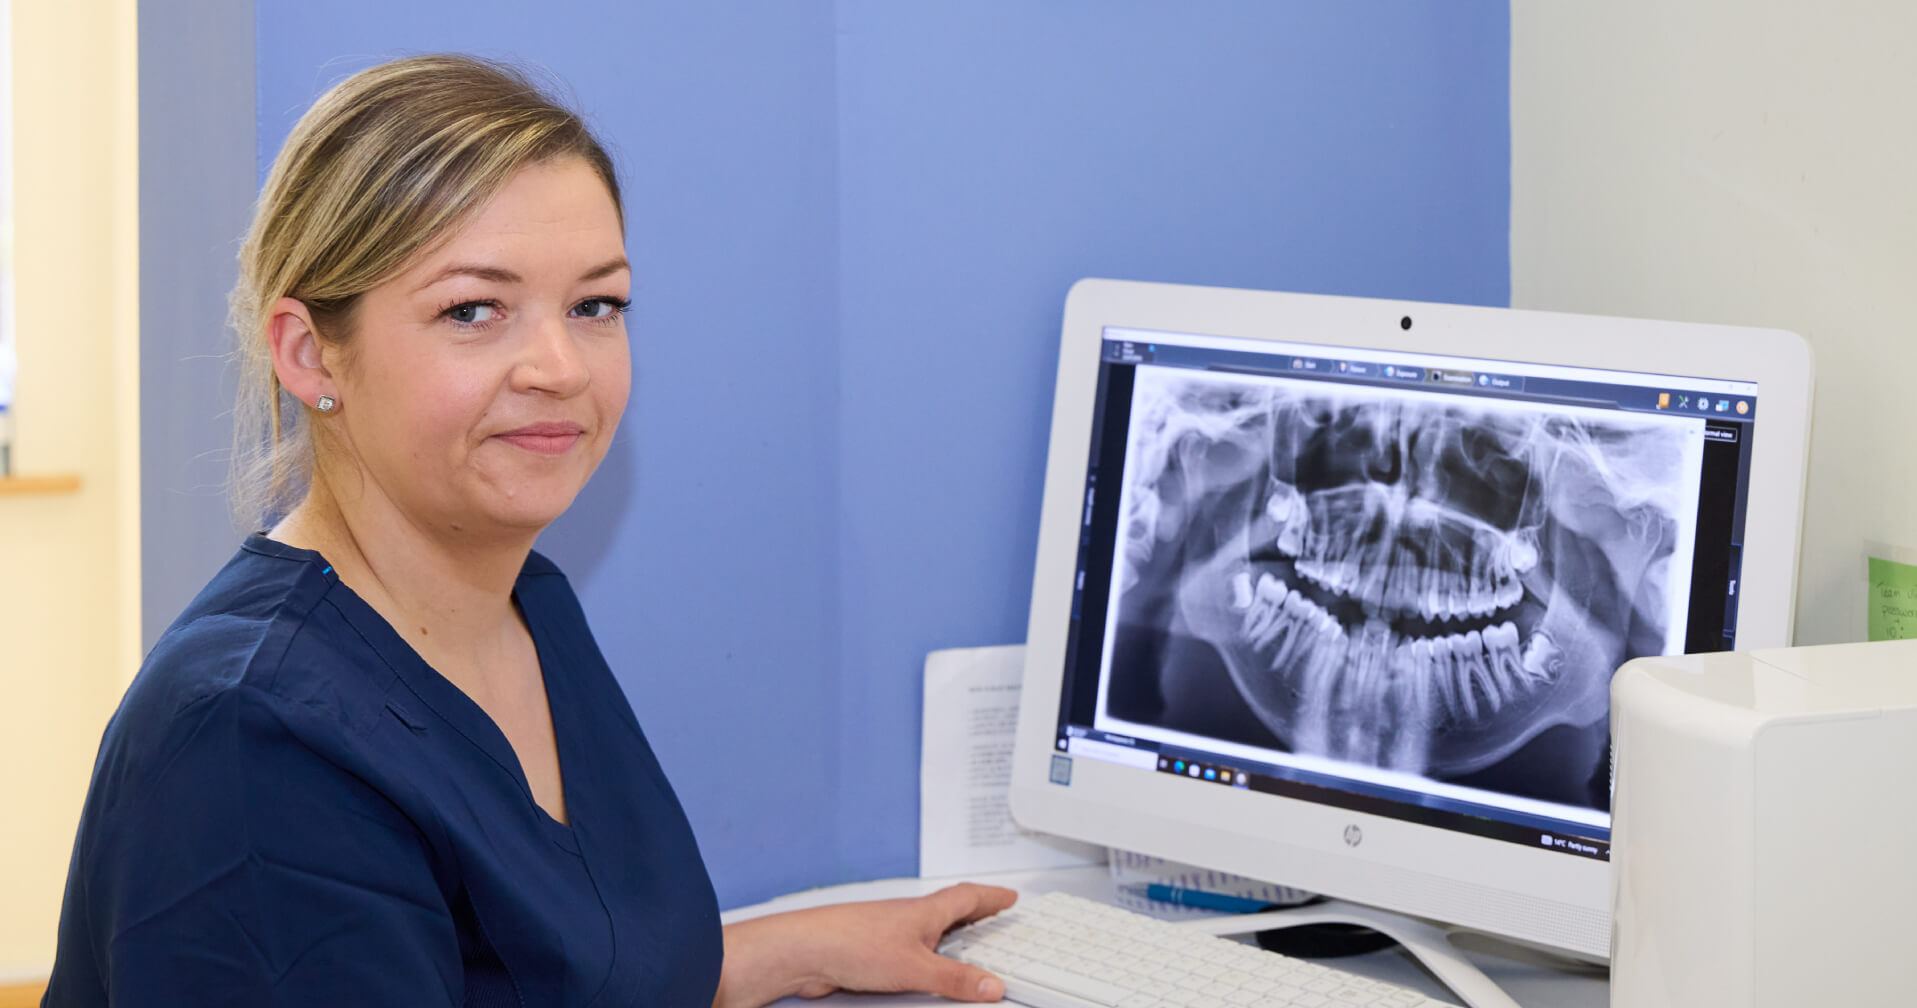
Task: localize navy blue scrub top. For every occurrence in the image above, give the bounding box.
[45,535,723,1007]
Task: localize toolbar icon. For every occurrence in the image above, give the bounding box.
[1737,401,1749,415]
[1657,393,1670,409]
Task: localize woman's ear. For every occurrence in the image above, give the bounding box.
[267,297,337,411]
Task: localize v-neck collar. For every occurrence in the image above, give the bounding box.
[242,533,579,847]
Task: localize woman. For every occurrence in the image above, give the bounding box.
[45,54,1014,1007]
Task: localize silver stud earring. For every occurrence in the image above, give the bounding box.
[315,395,337,413]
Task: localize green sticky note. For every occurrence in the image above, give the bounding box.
[1867,556,1917,641]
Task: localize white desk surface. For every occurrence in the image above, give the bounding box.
[723,866,1609,1008]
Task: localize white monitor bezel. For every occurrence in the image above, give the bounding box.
[1008,278,1814,959]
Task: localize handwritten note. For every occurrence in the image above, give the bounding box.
[1868,556,1917,641]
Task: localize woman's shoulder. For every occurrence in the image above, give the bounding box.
[101,537,400,798]
[141,535,370,707]
[53,538,462,1004]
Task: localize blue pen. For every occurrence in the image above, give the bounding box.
[1132,883,1272,914]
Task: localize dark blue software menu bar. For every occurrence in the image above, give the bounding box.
[1103,339,1757,420]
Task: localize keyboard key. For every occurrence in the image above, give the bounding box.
[1014,960,1134,1006]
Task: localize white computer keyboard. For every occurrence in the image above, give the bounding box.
[938,891,1457,1008]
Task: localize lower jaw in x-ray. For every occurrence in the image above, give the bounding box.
[1115,374,1692,784]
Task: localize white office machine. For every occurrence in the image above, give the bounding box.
[1611,639,1917,1007]
[1006,279,1815,1007]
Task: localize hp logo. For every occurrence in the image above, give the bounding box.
[1343,824,1363,847]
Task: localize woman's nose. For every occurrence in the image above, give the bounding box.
[517,314,590,396]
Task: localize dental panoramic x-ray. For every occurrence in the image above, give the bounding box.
[1096,368,1702,812]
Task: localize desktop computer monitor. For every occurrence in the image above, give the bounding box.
[1008,279,1813,960]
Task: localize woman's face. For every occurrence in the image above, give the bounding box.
[320,157,631,541]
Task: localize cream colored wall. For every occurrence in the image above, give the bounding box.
[0,0,140,981]
[1511,3,1914,647]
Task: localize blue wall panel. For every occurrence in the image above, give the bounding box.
[250,1,1508,907]
[830,1,1508,883]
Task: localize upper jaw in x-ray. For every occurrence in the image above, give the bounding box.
[1120,376,1689,781]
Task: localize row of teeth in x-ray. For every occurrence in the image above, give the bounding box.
[1229,569,1564,725]
[1265,482,1540,623]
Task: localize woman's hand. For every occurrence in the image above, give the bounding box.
[715,882,1018,1007]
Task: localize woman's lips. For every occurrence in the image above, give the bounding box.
[495,422,585,456]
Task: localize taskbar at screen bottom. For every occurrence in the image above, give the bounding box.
[1149,751,1611,863]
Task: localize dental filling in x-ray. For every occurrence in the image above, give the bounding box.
[1099,369,1700,811]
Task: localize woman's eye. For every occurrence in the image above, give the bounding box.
[445,302,499,325]
[572,297,631,320]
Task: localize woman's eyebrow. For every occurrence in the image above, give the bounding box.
[413,264,520,293]
[579,257,630,283]
[411,257,629,293]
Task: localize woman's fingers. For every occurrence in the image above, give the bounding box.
[925,883,1019,932]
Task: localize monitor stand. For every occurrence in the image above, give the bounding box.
[1186,900,1523,1008]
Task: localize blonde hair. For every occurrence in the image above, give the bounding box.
[230,53,621,527]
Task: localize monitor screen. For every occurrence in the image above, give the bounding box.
[1011,280,1813,959]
